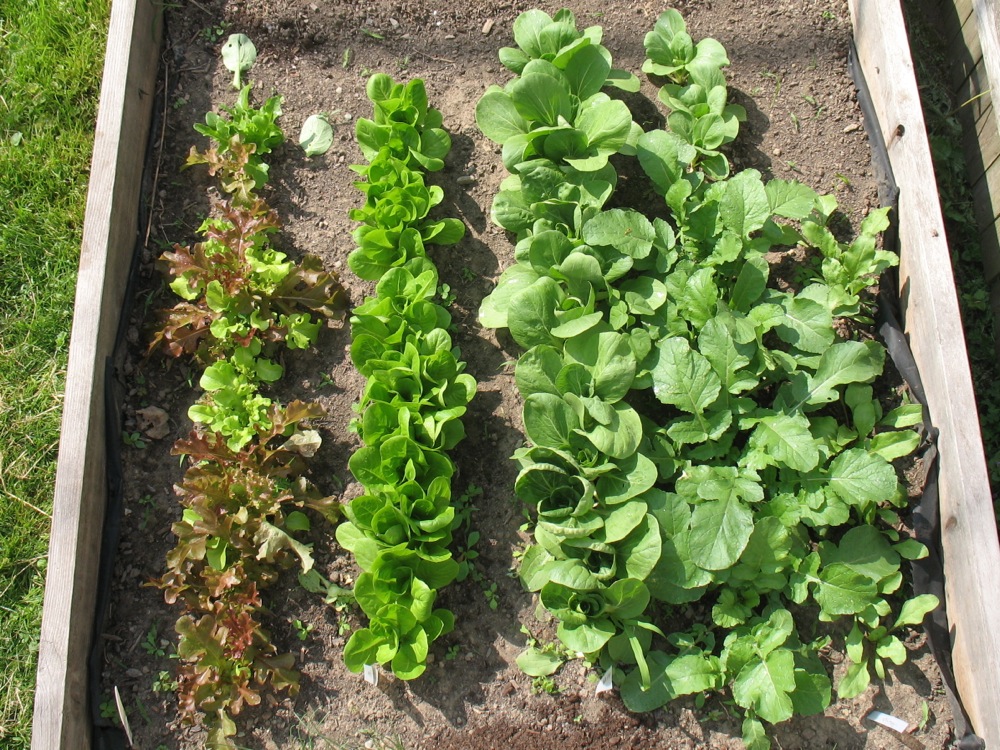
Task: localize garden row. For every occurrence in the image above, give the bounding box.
[474,9,937,749]
[150,45,346,746]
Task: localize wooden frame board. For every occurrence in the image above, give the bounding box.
[30,0,162,747]
[850,0,1000,745]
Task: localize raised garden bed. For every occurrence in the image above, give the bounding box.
[33,0,1000,748]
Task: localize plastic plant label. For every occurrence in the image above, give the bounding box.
[114,685,134,747]
[363,663,379,687]
[866,710,912,733]
[595,666,614,695]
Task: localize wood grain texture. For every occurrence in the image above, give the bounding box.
[850,1,1000,745]
[30,0,161,747]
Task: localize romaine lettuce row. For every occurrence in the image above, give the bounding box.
[478,10,937,747]
[343,76,473,680]
[354,74,452,172]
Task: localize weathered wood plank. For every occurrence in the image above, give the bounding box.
[972,164,1000,281]
[30,0,161,747]
[945,0,976,58]
[850,0,1000,746]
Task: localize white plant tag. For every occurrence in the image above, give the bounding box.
[363,663,379,687]
[595,666,614,695]
[867,710,912,734]
[113,685,134,747]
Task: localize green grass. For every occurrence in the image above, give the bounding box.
[0,0,109,745]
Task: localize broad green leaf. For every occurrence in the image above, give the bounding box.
[619,276,668,316]
[869,430,920,461]
[651,337,721,414]
[576,99,633,154]
[619,515,662,580]
[837,660,870,699]
[561,44,611,99]
[564,331,637,402]
[699,316,758,394]
[621,651,674,712]
[480,265,541,328]
[881,403,924,428]
[583,402,643,459]
[515,345,563,396]
[893,594,939,629]
[821,525,899,585]
[516,647,564,677]
[603,503,648,544]
[222,33,257,88]
[742,716,771,750]
[299,113,334,156]
[815,563,878,615]
[775,295,835,355]
[846,384,878,438]
[512,8,553,58]
[732,649,796,724]
[720,169,770,237]
[509,72,574,126]
[688,495,753,571]
[747,413,820,472]
[637,129,685,194]
[821,448,899,508]
[476,88,529,143]
[664,653,723,696]
[798,340,886,408]
[508,277,562,348]
[557,619,615,654]
[583,208,656,258]
[596,452,658,505]
[791,665,832,716]
[524,393,581,449]
[765,179,818,219]
[876,635,907,665]
[604,578,651,619]
[730,255,769,312]
[666,408,732,445]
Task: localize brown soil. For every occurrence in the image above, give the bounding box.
[103,1,955,748]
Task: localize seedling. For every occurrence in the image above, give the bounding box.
[293,619,315,641]
[136,493,155,531]
[152,671,178,694]
[200,21,231,43]
[531,675,560,695]
[122,431,146,450]
[141,622,166,658]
